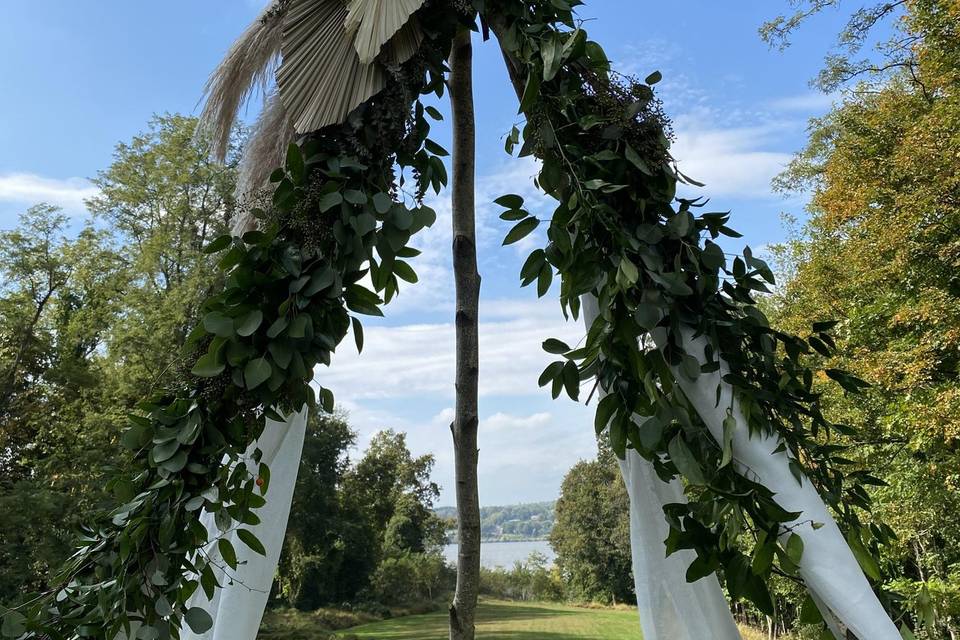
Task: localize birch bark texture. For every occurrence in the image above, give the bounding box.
[447,28,482,640]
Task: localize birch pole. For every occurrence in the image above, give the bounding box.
[447,27,482,640]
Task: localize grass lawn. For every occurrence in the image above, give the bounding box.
[339,600,641,639]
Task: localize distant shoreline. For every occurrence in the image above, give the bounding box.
[481,538,549,544]
[442,538,557,569]
[444,537,551,545]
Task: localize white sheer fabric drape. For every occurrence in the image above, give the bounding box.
[618,450,743,639]
[583,294,899,639]
[666,328,899,639]
[583,298,743,639]
[182,406,308,640]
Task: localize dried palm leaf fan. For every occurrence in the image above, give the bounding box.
[345,0,427,63]
[201,0,427,196]
[278,0,426,133]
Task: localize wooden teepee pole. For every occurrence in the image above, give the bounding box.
[447,26,481,640]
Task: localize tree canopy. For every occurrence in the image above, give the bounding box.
[550,445,633,605]
[767,0,960,634]
[0,115,237,605]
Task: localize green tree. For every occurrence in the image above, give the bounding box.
[767,1,960,634]
[343,430,445,601]
[275,412,357,609]
[0,115,240,605]
[550,445,633,605]
[275,425,447,609]
[343,429,443,548]
[0,206,123,599]
[88,113,240,402]
[369,552,452,605]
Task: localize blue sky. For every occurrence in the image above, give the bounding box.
[0,1,856,506]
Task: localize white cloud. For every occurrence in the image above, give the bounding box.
[483,411,553,432]
[317,296,598,504]
[614,40,684,80]
[768,92,837,113]
[320,297,583,401]
[0,173,97,213]
[339,400,596,506]
[472,408,596,505]
[612,44,820,202]
[670,110,795,200]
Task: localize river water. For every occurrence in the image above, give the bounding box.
[442,539,556,569]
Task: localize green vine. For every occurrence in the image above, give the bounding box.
[481,0,892,617]
[4,5,465,638]
[3,1,894,637]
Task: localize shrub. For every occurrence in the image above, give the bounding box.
[477,552,565,602]
[368,552,454,605]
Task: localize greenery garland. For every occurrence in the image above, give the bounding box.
[2,0,894,637]
[4,5,466,638]
[481,0,892,618]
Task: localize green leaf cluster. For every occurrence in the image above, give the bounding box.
[483,0,889,617]
[9,13,459,634]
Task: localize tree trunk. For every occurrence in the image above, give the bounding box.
[447,28,481,640]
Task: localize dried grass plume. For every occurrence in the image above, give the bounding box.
[236,93,296,200]
[199,0,288,161]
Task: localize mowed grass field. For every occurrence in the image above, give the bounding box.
[340,600,640,639]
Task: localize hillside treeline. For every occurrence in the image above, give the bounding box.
[437,501,556,541]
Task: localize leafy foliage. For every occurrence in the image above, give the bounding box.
[6,8,462,635]
[276,418,447,610]
[477,553,565,603]
[767,1,960,634]
[483,0,889,617]
[550,446,632,605]
[1,116,235,610]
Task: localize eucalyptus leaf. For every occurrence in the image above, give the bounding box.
[203,312,235,338]
[495,194,525,209]
[160,450,189,473]
[317,192,343,212]
[668,435,707,485]
[152,439,180,464]
[352,317,364,353]
[634,304,661,330]
[235,310,263,338]
[244,357,272,390]
[237,529,266,556]
[218,538,238,570]
[373,192,393,215]
[185,607,214,634]
[503,218,539,245]
[203,235,232,254]
[543,338,570,354]
[701,242,725,270]
[2,612,26,637]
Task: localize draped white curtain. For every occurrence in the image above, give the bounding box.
[182,407,309,640]
[582,296,900,639]
[666,328,899,639]
[618,449,744,639]
[583,298,743,639]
